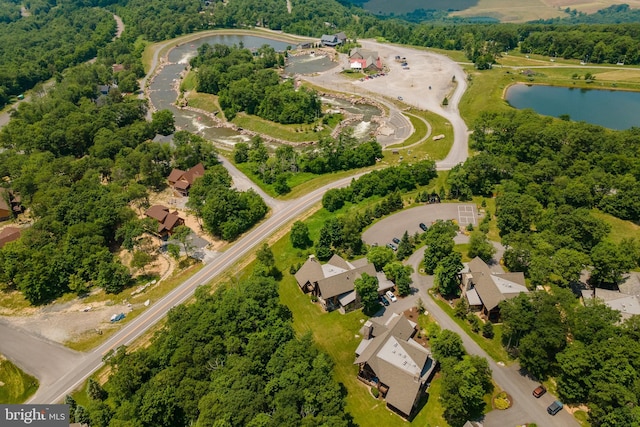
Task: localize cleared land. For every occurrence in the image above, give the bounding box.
[357,0,640,22]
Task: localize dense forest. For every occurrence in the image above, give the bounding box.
[445,109,640,289]
[0,62,265,304]
[234,132,382,194]
[75,266,352,427]
[192,44,320,124]
[0,0,116,107]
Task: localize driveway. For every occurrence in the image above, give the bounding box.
[403,248,579,427]
[362,203,478,247]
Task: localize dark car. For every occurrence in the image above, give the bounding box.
[392,237,400,244]
[386,243,397,251]
[379,295,389,306]
[547,400,563,416]
[419,223,428,231]
[533,385,546,398]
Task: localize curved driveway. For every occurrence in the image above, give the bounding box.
[406,248,578,427]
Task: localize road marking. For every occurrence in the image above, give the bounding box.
[458,205,476,225]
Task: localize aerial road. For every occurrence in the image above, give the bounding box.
[27,172,362,404]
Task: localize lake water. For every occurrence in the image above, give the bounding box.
[505,84,640,130]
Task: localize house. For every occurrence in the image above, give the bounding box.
[167,163,205,196]
[320,32,346,47]
[295,254,393,312]
[349,48,383,72]
[582,274,640,320]
[0,188,23,221]
[354,313,436,419]
[145,205,184,237]
[97,84,117,96]
[0,226,21,248]
[584,288,640,320]
[152,133,175,146]
[460,257,528,322]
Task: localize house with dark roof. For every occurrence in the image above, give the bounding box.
[145,205,184,237]
[460,257,528,321]
[167,163,205,196]
[0,226,21,248]
[295,254,393,312]
[0,188,23,221]
[355,313,436,419]
[320,32,346,47]
[349,48,383,72]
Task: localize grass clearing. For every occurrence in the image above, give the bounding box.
[185,92,222,116]
[592,209,640,244]
[430,291,511,364]
[232,113,331,143]
[0,356,38,404]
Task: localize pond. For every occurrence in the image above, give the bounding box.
[505,84,640,130]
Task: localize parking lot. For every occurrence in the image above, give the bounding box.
[361,203,478,247]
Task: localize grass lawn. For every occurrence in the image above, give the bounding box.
[386,109,455,161]
[430,292,511,364]
[591,209,640,244]
[0,356,38,404]
[275,208,449,425]
[185,92,223,116]
[231,113,333,143]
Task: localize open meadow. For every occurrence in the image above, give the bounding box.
[357,0,640,22]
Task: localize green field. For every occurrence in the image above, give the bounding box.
[0,357,38,404]
[354,0,640,22]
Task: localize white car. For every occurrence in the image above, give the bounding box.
[386,290,398,303]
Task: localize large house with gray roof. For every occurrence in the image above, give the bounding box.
[460,257,528,321]
[294,254,394,312]
[582,273,640,320]
[354,313,436,419]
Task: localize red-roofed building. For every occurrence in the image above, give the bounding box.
[0,226,21,248]
[168,163,205,196]
[349,48,383,72]
[145,205,184,237]
[0,188,23,221]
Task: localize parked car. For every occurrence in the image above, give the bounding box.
[110,313,125,323]
[379,295,390,306]
[547,400,563,416]
[397,96,403,101]
[386,243,397,251]
[392,237,400,244]
[386,290,398,303]
[533,385,546,398]
[419,223,428,231]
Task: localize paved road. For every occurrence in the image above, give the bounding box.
[27,173,361,404]
[0,321,83,388]
[405,248,579,427]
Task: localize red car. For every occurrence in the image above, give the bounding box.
[533,385,547,398]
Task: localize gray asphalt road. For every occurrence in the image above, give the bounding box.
[27,172,364,404]
[406,248,579,427]
[0,320,83,387]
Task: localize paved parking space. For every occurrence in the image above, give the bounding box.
[457,204,476,226]
[361,203,479,247]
